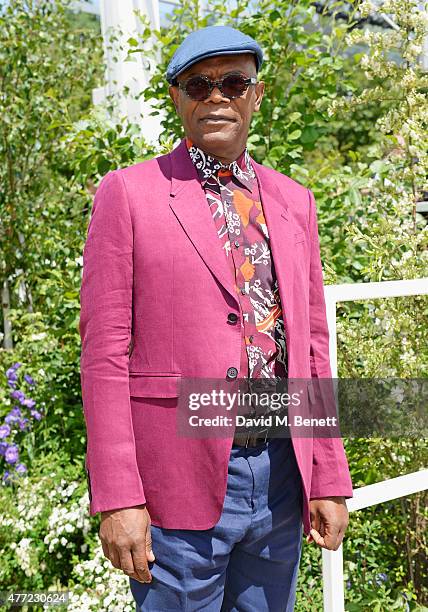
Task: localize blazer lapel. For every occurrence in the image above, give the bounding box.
[168,139,239,306]
[251,160,297,329]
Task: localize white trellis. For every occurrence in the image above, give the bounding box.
[73,0,166,142]
[322,278,428,612]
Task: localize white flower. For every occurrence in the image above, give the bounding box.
[359,0,374,18]
[390,385,405,403]
[15,538,36,576]
[30,332,47,341]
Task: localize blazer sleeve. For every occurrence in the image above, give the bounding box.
[307,188,353,500]
[79,170,146,515]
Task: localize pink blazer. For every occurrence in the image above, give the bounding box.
[79,137,353,535]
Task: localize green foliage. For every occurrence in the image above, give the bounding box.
[0,0,103,307]
[62,110,158,185]
[0,0,103,466]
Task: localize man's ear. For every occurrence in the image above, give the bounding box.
[169,85,179,113]
[254,80,265,112]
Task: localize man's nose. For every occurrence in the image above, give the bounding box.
[204,86,230,103]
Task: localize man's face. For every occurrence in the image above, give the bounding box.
[169,53,264,162]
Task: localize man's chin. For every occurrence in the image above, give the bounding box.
[195,129,240,151]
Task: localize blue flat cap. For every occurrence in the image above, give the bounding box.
[166,25,263,84]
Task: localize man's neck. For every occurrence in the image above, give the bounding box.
[211,151,245,165]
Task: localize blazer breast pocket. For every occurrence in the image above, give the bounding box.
[294,231,306,244]
[129,372,182,399]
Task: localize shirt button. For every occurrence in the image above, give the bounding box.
[249,335,254,343]
[240,288,246,295]
[234,241,240,248]
[226,367,238,380]
[227,312,239,324]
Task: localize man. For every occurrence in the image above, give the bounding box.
[79,25,353,611]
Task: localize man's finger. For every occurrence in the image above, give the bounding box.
[101,540,110,560]
[329,526,345,551]
[131,543,152,583]
[322,524,342,550]
[310,528,326,548]
[309,509,322,544]
[146,523,155,562]
[310,512,321,534]
[119,549,136,576]
[108,545,121,569]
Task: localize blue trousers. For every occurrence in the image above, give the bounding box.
[129,438,303,611]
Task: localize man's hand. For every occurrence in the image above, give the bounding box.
[307,496,349,551]
[99,504,155,583]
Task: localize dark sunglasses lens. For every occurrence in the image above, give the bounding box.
[185,77,210,100]
[222,74,248,98]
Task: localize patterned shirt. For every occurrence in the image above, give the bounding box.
[186,137,288,380]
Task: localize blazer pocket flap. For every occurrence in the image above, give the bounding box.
[129,373,182,398]
[294,231,306,244]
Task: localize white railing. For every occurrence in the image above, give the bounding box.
[321,278,428,611]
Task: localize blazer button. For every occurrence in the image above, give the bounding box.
[226,367,239,380]
[227,312,239,324]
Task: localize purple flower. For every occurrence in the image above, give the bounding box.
[10,390,25,403]
[30,410,42,421]
[24,374,35,386]
[2,470,11,483]
[0,424,11,439]
[375,572,388,586]
[0,442,8,456]
[22,398,36,409]
[5,445,19,464]
[15,463,27,474]
[6,369,18,382]
[18,418,31,431]
[5,407,22,424]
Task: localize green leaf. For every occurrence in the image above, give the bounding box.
[288,129,302,140]
[97,156,111,175]
[300,126,318,144]
[269,10,281,22]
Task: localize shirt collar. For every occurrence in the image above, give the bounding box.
[185,137,255,191]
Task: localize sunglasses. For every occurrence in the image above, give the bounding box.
[177,72,258,101]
